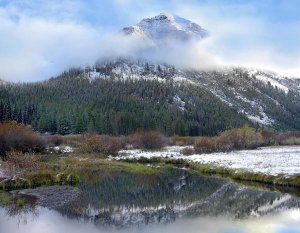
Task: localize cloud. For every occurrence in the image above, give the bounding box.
[0,8,104,82]
[172,2,300,77]
[1,0,300,82]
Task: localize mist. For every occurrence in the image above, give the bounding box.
[1,1,300,82]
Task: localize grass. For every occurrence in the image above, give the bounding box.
[120,157,300,188]
[0,169,80,191]
[0,191,12,205]
[16,198,25,207]
[188,162,300,188]
[1,145,299,192]
[61,156,159,175]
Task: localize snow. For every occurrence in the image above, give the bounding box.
[239,106,274,126]
[53,146,74,154]
[173,95,186,111]
[116,146,300,177]
[123,13,208,45]
[88,68,101,80]
[210,90,234,107]
[257,195,291,213]
[255,75,289,93]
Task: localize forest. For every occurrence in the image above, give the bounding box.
[0,68,250,136]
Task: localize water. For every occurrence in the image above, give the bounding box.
[1,168,300,233]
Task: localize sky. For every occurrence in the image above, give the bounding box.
[0,0,300,82]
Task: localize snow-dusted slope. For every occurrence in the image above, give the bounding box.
[123,13,208,45]
[88,59,300,129]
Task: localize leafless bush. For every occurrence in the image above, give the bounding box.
[194,137,218,153]
[62,134,84,148]
[0,121,45,157]
[180,147,195,155]
[45,135,64,147]
[79,134,124,156]
[4,151,42,176]
[194,126,264,154]
[168,135,196,146]
[129,129,166,150]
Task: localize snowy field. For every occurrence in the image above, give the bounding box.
[116,146,300,177]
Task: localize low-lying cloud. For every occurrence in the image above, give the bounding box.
[0,8,222,82]
[1,1,300,82]
[0,9,104,82]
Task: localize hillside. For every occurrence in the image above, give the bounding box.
[0,58,299,136]
[0,62,250,136]
[0,13,299,136]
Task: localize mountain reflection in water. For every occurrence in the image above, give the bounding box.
[0,168,300,233]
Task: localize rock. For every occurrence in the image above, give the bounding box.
[15,186,80,208]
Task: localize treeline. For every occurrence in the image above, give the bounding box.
[0,69,249,136]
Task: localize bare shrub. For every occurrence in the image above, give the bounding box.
[129,129,166,150]
[79,134,123,156]
[260,129,278,145]
[180,147,195,156]
[194,137,217,153]
[62,134,84,148]
[194,126,264,154]
[45,135,64,147]
[168,135,196,146]
[277,131,300,145]
[4,151,42,176]
[0,121,45,157]
[219,126,264,150]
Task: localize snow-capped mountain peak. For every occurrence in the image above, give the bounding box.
[123,13,208,44]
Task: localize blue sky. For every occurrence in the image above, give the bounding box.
[0,0,300,81]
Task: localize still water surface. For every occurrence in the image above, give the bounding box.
[1,168,300,233]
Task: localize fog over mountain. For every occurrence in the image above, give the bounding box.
[1,0,300,82]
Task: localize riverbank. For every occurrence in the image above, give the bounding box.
[0,145,299,192]
[115,146,300,188]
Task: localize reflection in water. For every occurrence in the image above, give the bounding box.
[2,194,39,228]
[0,167,300,232]
[1,207,300,233]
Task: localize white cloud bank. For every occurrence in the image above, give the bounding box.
[0,8,104,82]
[0,1,300,82]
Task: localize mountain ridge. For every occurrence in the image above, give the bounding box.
[122,13,208,45]
[0,14,299,134]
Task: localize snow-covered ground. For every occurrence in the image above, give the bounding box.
[116,146,300,177]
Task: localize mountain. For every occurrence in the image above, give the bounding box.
[87,59,300,130]
[0,14,299,135]
[0,62,250,136]
[122,13,208,45]
[55,169,300,227]
[1,58,299,135]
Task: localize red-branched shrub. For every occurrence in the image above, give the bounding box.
[194,137,218,153]
[4,151,42,176]
[194,126,264,154]
[180,147,195,155]
[129,129,166,150]
[168,135,196,146]
[45,135,64,147]
[0,121,45,157]
[79,134,124,156]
